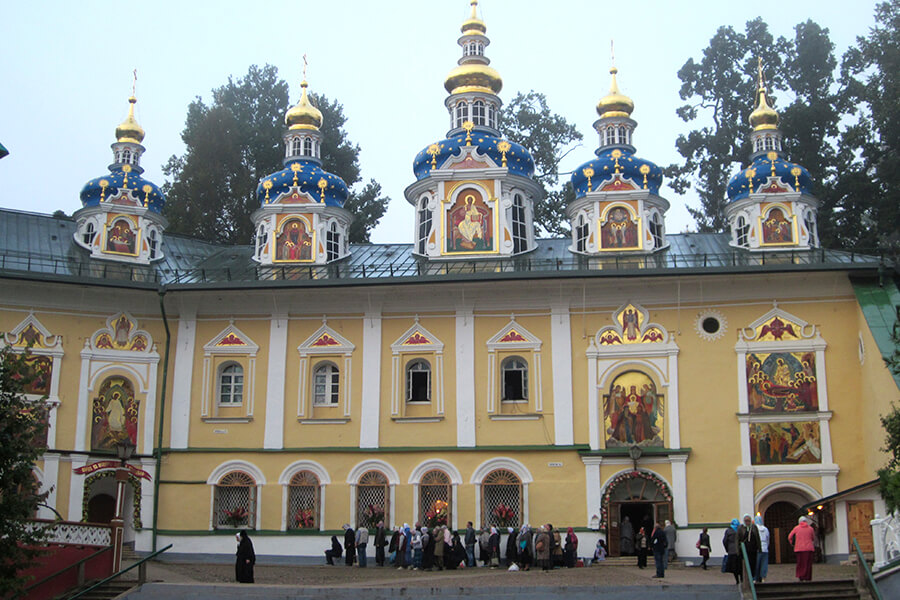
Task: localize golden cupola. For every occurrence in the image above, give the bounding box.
[285,80,323,130]
[596,67,635,119]
[444,0,503,95]
[748,71,779,131]
[115,96,145,144]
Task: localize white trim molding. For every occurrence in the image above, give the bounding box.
[485,316,543,414]
[297,321,356,419]
[206,459,266,532]
[347,459,399,529]
[390,318,445,418]
[201,321,259,420]
[471,457,533,528]
[278,460,331,532]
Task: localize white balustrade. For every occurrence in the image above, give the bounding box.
[871,512,900,571]
[27,519,112,547]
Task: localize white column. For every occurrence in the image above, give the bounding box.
[587,348,600,450]
[550,304,574,446]
[74,353,92,452]
[666,352,681,448]
[69,458,86,521]
[455,309,476,447]
[263,315,289,449]
[39,453,60,520]
[737,470,754,518]
[142,362,158,456]
[170,310,197,449]
[833,500,849,556]
[359,312,382,448]
[671,455,688,526]
[819,419,835,465]
[583,458,602,528]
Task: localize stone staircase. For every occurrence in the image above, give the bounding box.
[754,579,865,600]
[66,579,138,600]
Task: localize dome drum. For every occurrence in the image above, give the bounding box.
[251,206,351,266]
[566,194,669,255]
[72,203,167,265]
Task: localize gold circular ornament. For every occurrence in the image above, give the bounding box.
[142,184,152,193]
[582,167,594,178]
[766,151,778,161]
[639,164,651,175]
[611,149,623,160]
[497,140,511,153]
[291,162,301,172]
[122,164,132,173]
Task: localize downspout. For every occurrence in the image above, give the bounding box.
[152,287,171,553]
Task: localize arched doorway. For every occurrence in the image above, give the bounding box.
[83,470,141,543]
[765,501,798,564]
[87,494,116,523]
[603,471,673,556]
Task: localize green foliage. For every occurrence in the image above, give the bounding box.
[499,91,582,236]
[0,347,50,596]
[162,65,389,245]
[877,304,900,514]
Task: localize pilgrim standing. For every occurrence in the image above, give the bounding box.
[343,524,356,566]
[738,514,761,581]
[535,525,552,571]
[664,520,677,563]
[755,516,770,583]
[697,527,711,570]
[422,525,434,570]
[489,526,501,568]
[505,527,518,566]
[235,530,255,583]
[374,521,387,567]
[388,526,399,565]
[620,516,634,555]
[465,522,477,567]
[356,523,369,567]
[723,519,742,584]
[479,525,491,566]
[788,516,815,582]
[636,527,648,569]
[564,527,578,568]
[550,524,563,568]
[517,524,533,571]
[650,522,668,578]
[433,525,445,570]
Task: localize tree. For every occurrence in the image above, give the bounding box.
[877,304,900,514]
[669,19,790,232]
[163,65,389,245]
[499,91,582,236]
[0,348,50,596]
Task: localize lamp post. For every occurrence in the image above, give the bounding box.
[628,444,643,473]
[111,439,135,572]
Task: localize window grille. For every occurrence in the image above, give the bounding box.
[313,362,339,406]
[406,360,431,402]
[420,470,451,527]
[218,363,243,405]
[455,102,467,129]
[482,469,521,527]
[501,356,528,400]
[511,195,527,254]
[291,138,302,156]
[214,471,256,529]
[357,470,388,528]
[287,471,319,529]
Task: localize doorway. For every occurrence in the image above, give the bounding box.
[620,503,653,555]
[87,493,116,524]
[604,471,674,557]
[765,501,798,564]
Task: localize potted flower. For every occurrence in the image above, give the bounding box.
[223,506,249,528]
[424,499,449,528]
[492,503,516,527]
[294,508,316,529]
[362,504,385,528]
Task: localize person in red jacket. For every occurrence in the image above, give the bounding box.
[788,516,816,581]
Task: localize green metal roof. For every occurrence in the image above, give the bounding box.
[852,276,900,390]
[0,207,888,291]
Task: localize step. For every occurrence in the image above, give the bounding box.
[755,578,860,600]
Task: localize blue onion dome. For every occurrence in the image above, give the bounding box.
[571,149,663,198]
[727,153,813,202]
[256,160,349,207]
[412,126,534,180]
[80,169,165,213]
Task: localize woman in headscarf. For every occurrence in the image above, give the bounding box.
[635,527,648,569]
[343,524,356,566]
[432,525,445,570]
[489,526,501,568]
[620,515,634,555]
[788,516,815,581]
[324,534,343,565]
[755,515,770,583]
[697,527,710,570]
[517,524,533,571]
[479,525,491,566]
[404,524,413,568]
[442,526,453,569]
[535,525,552,571]
[723,518,742,584]
[388,526,399,566]
[422,525,435,570]
[564,527,578,568]
[235,530,255,583]
[505,527,518,567]
[450,529,466,568]
[396,525,408,569]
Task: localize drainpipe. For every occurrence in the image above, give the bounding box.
[152,287,171,553]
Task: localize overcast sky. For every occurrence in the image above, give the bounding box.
[0,0,878,243]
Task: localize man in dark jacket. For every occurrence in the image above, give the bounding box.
[374,520,387,566]
[464,522,477,567]
[343,524,356,566]
[738,514,762,581]
[650,522,668,578]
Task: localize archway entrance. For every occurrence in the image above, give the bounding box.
[603,471,673,557]
[87,494,115,523]
[765,501,798,564]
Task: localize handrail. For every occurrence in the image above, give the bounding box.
[854,537,883,600]
[739,541,757,600]
[23,546,112,594]
[66,543,172,600]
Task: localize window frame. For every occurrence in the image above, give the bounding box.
[217,362,244,406]
[511,194,527,254]
[500,356,529,402]
[405,359,432,403]
[312,361,340,407]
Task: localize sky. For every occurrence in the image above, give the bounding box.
[0,0,879,244]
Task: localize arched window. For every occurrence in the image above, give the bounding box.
[291,137,302,156]
[417,197,432,254]
[148,229,159,259]
[472,100,485,126]
[121,149,132,165]
[455,102,467,129]
[214,471,256,529]
[649,212,664,249]
[487,103,497,129]
[313,362,339,406]
[256,225,268,256]
[511,194,527,254]
[326,222,340,262]
[287,471,320,530]
[82,222,96,246]
[406,360,431,403]
[357,470,389,528]
[218,363,244,405]
[804,211,817,247]
[604,127,614,147]
[114,150,122,164]
[575,214,589,252]
[736,216,750,247]
[303,138,313,156]
[419,470,451,527]
[501,356,528,401]
[482,469,521,527]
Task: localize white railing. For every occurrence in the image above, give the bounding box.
[871,512,900,571]
[27,519,112,547]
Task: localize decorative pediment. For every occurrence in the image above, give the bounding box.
[298,322,355,356]
[739,304,816,342]
[108,189,143,208]
[275,189,317,204]
[91,312,153,353]
[599,174,638,192]
[203,322,259,356]
[756,177,791,194]
[594,302,668,346]
[3,314,62,350]
[441,146,498,171]
[486,318,542,351]
[391,319,445,354]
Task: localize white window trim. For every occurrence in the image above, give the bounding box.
[485,319,542,413]
[207,460,266,531]
[297,323,355,419]
[201,323,259,420]
[390,320,444,417]
[278,460,330,532]
[347,460,400,529]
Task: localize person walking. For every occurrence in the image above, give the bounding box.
[697,527,711,570]
[650,522,668,578]
[433,525,445,570]
[723,519,742,584]
[755,515,770,583]
[355,524,369,567]
[664,520,677,563]
[620,516,634,555]
[374,520,387,567]
[465,521,477,567]
[324,535,343,565]
[636,527,648,569]
[505,527,518,567]
[738,514,761,581]
[564,527,578,568]
[235,530,255,583]
[535,525,552,571]
[343,524,356,566]
[788,516,815,582]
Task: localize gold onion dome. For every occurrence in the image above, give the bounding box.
[749,87,779,130]
[444,63,503,95]
[460,0,486,35]
[596,67,634,119]
[115,96,145,144]
[285,80,323,130]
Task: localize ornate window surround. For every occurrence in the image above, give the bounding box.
[390,319,444,420]
[201,322,259,423]
[297,322,354,423]
[206,460,265,531]
[278,460,330,531]
[471,457,532,528]
[347,460,399,529]
[485,317,542,417]
[408,459,463,530]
